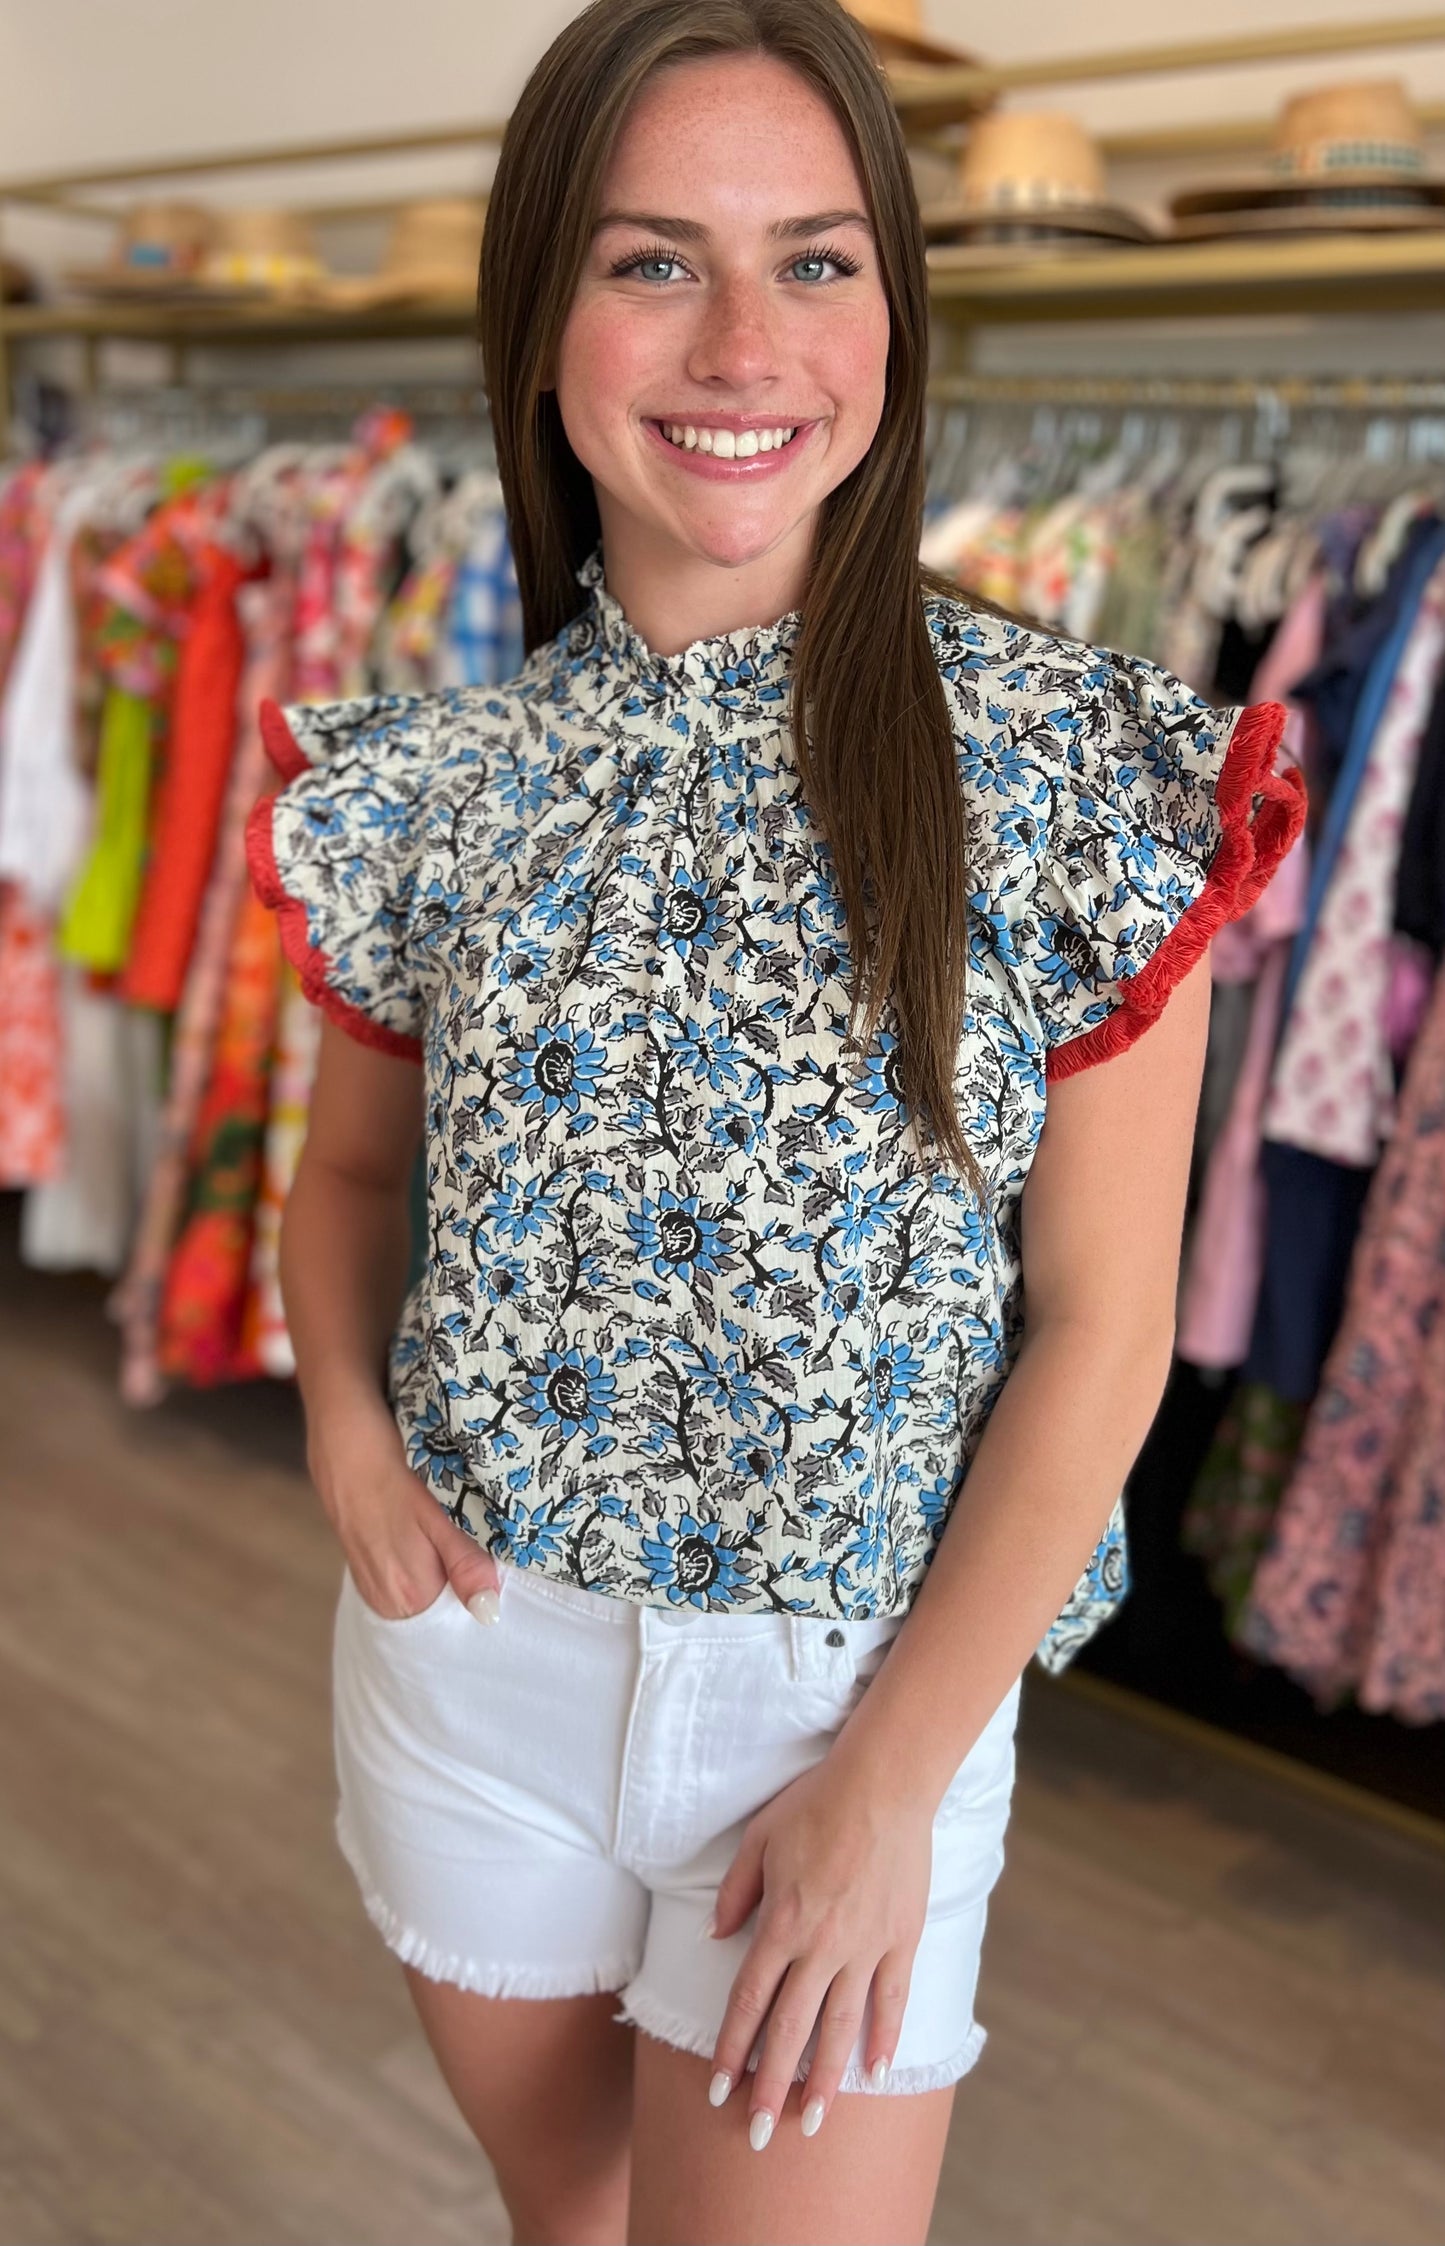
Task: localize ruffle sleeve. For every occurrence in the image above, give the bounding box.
[1011,658,1306,1080]
[244,692,441,1062]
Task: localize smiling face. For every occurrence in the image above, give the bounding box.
[553,49,891,624]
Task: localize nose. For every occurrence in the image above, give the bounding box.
[684,272,783,393]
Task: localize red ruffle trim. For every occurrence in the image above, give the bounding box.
[1046,698,1307,1082]
[258,695,311,784]
[244,697,425,1065]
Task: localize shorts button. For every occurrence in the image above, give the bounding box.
[825,1628,845,1647]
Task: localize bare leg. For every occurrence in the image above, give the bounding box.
[402,1965,636,2246]
[626,2033,954,2246]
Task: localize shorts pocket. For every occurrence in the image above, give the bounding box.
[344,1566,455,1630]
[931,1679,1022,1830]
[851,1632,902,1689]
[801,1616,906,1728]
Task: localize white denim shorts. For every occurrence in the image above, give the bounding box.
[331,1554,1022,2095]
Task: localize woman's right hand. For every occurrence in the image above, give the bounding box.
[307,1390,505,1625]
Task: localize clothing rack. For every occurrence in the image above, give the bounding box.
[40,381,496,467]
[6,419,1443,1814]
[915,369,1445,1799]
[68,379,492,426]
[113,380,491,415]
[925,374,1445,415]
[57,375,1445,446]
[923,374,1445,499]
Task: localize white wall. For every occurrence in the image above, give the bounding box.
[3,0,1443,382]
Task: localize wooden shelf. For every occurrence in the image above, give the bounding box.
[926,229,1445,323]
[887,9,1445,131]
[0,294,479,346]
[3,231,1444,358]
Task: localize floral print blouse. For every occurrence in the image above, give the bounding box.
[247,545,1303,1671]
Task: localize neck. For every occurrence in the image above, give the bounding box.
[593,506,812,656]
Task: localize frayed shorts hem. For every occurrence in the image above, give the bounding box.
[612,1985,988,2096]
[335,1812,641,2000]
[337,1811,988,2091]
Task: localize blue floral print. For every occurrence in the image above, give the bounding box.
[249,545,1294,1671]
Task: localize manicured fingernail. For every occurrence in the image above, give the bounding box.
[708,2070,732,2107]
[466,1589,501,1625]
[695,1909,716,1943]
[870,2055,890,2090]
[801,2096,825,2137]
[749,2108,774,2151]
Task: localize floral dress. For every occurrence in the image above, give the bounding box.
[246,546,1303,1671]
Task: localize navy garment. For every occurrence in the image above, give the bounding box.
[1242,1141,1375,1405]
[1281,515,1445,1025]
[1212,614,1276,706]
[1292,510,1440,798]
[1394,664,1445,959]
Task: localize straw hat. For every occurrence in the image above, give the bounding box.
[62,202,215,297]
[190,209,331,299]
[323,198,487,308]
[846,0,970,67]
[1170,79,1445,238]
[920,111,1154,246]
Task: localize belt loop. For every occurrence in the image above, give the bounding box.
[788,1611,832,1684]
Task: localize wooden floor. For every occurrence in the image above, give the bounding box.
[3,1219,1444,2246]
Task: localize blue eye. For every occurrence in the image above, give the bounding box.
[607,238,864,286]
[790,244,864,284]
[610,243,691,285]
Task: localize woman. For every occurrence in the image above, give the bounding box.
[246,2,1304,2239]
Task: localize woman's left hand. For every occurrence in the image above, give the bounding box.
[704,1751,933,2147]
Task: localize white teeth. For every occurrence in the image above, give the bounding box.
[657,422,798,454]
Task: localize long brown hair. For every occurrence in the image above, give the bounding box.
[478,0,978,1188]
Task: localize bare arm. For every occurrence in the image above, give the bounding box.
[282,1016,502,1620]
[281,1016,423,1440]
[828,953,1213,1808]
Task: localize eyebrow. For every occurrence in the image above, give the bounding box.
[592,208,872,243]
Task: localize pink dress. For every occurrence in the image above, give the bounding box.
[1261,555,1445,1167]
[1175,576,1319,1367]
[1238,959,1445,1722]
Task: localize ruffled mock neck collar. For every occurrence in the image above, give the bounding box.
[571,545,799,717]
